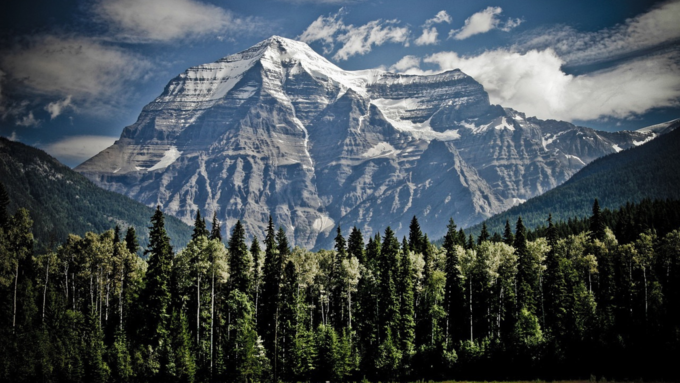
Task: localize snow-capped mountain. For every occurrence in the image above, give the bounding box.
[76,36,661,248]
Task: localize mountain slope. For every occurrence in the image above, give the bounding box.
[0,137,192,251]
[468,119,680,235]
[76,36,658,248]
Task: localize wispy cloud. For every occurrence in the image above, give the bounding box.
[417,49,680,121]
[16,111,40,127]
[45,95,73,119]
[517,0,680,65]
[414,10,451,46]
[0,34,152,116]
[390,55,421,72]
[299,9,409,60]
[93,0,258,43]
[41,135,118,166]
[449,6,521,40]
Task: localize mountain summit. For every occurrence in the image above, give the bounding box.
[77,36,657,248]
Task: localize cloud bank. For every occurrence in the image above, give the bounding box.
[94,0,256,43]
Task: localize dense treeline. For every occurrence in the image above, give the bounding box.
[1,187,679,381]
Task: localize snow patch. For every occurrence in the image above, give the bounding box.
[633,133,656,146]
[371,98,460,141]
[612,144,622,153]
[149,147,183,171]
[362,142,396,158]
[312,215,335,232]
[565,154,586,165]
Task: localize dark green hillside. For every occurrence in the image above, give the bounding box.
[0,137,191,252]
[468,121,680,236]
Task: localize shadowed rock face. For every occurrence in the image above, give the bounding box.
[76,36,656,249]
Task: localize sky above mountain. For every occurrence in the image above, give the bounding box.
[1,0,679,167]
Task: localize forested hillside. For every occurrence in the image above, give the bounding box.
[1,193,678,382]
[0,137,192,251]
[469,121,680,236]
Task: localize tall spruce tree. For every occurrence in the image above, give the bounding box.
[514,216,537,313]
[209,212,222,242]
[590,198,606,242]
[124,226,139,256]
[398,237,415,364]
[443,218,464,345]
[0,182,10,229]
[192,210,208,240]
[504,220,515,246]
[228,220,252,293]
[347,226,365,265]
[379,227,401,344]
[478,222,490,245]
[141,206,174,345]
[408,216,423,254]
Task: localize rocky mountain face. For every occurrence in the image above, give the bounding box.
[76,36,658,249]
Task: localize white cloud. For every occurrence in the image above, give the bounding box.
[517,0,680,65]
[415,27,438,46]
[0,35,152,114]
[45,96,73,119]
[299,9,409,60]
[41,135,118,166]
[94,0,255,43]
[16,111,40,127]
[424,10,452,27]
[449,6,522,40]
[421,49,680,121]
[390,55,421,72]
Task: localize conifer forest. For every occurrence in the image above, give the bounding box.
[1,185,679,382]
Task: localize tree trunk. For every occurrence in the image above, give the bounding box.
[197,274,201,345]
[13,263,19,332]
[119,269,125,331]
[498,285,504,338]
[43,258,50,323]
[469,278,473,342]
[643,268,648,321]
[210,269,215,375]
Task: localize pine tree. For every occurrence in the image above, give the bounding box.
[250,236,263,321]
[209,211,222,242]
[514,216,537,313]
[504,220,515,246]
[141,206,174,345]
[478,222,490,245]
[228,220,252,294]
[590,198,606,242]
[443,218,464,345]
[408,216,424,254]
[379,227,401,344]
[192,210,208,241]
[124,226,139,256]
[0,182,10,229]
[398,237,416,365]
[347,226,365,265]
[544,214,568,338]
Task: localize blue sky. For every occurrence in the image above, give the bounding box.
[1,0,679,167]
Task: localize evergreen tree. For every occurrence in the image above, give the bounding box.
[408,216,424,254]
[398,237,416,370]
[590,198,606,242]
[514,216,537,313]
[250,236,263,321]
[443,218,464,345]
[504,220,515,246]
[379,227,401,345]
[0,182,10,228]
[192,210,208,241]
[209,211,222,242]
[140,206,174,345]
[347,226,365,265]
[259,216,279,348]
[228,220,252,293]
[478,222,490,245]
[124,226,139,256]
